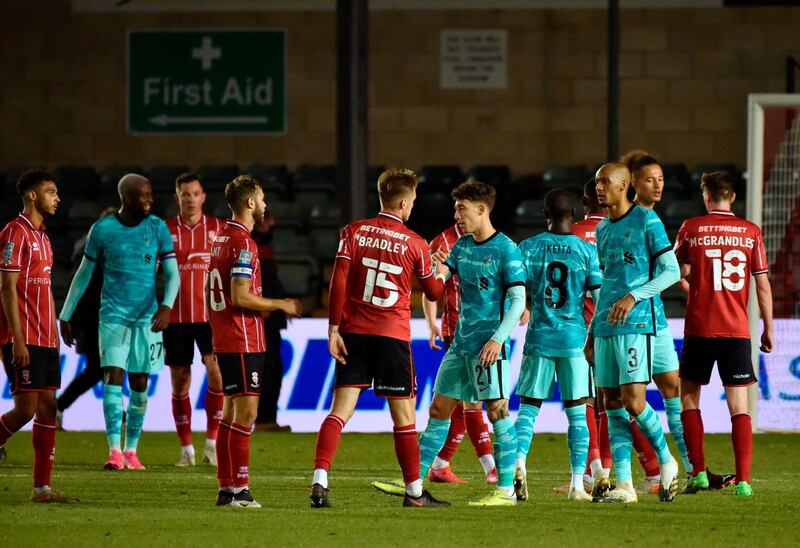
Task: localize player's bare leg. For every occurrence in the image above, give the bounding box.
[202,353,223,465]
[101,366,127,470]
[310,387,359,508]
[170,365,195,466]
[225,394,260,508]
[620,383,678,502]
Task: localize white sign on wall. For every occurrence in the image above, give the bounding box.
[440,29,507,89]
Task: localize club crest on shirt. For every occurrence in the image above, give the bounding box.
[624,228,633,243]
[31,241,40,252]
[21,369,31,384]
[1,242,14,264]
[238,250,253,263]
[251,371,260,388]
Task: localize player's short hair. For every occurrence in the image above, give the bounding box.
[451,181,496,211]
[377,168,418,207]
[225,174,262,212]
[16,168,55,198]
[175,172,203,192]
[544,188,574,218]
[620,149,660,177]
[700,171,735,202]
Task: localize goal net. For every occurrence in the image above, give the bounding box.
[747,94,800,432]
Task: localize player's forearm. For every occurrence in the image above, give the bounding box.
[160,257,180,309]
[0,281,25,342]
[59,257,96,321]
[490,285,525,345]
[755,274,774,332]
[630,251,680,303]
[328,258,350,326]
[422,296,438,327]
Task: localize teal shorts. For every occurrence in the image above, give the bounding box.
[433,350,511,402]
[99,322,165,374]
[595,334,653,388]
[652,328,679,376]
[516,355,591,401]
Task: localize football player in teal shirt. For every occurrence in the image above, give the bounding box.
[514,189,601,502]
[60,174,179,471]
[585,163,680,503]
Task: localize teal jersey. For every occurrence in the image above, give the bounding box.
[653,293,669,331]
[84,214,175,327]
[519,232,602,357]
[444,232,526,357]
[594,205,672,337]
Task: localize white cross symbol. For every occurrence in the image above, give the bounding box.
[192,36,221,71]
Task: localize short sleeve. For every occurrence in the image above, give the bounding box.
[157,221,176,260]
[645,211,672,259]
[336,225,352,261]
[83,221,102,262]
[415,238,433,279]
[586,245,602,290]
[503,242,527,288]
[230,243,257,279]
[673,221,690,263]
[751,229,769,275]
[0,225,24,272]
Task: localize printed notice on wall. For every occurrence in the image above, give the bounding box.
[440,29,507,89]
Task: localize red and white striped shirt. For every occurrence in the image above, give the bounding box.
[429,224,463,339]
[572,214,605,325]
[208,220,265,353]
[0,213,56,348]
[166,214,225,323]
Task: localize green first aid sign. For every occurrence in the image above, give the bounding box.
[128,30,286,134]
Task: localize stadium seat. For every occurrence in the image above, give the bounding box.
[419,165,464,190]
[293,164,337,198]
[514,199,546,227]
[275,255,320,311]
[663,199,706,227]
[661,163,690,196]
[511,173,545,200]
[148,165,191,192]
[198,164,240,192]
[408,190,454,240]
[55,166,99,196]
[467,165,512,187]
[271,226,311,256]
[67,199,104,228]
[309,227,340,261]
[245,163,291,200]
[309,203,342,228]
[542,165,591,192]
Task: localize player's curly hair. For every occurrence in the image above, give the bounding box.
[451,181,496,211]
[620,149,660,177]
[16,168,55,198]
[225,174,262,212]
[377,168,418,207]
[700,171,735,202]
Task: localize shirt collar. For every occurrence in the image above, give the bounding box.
[378,211,404,224]
[227,220,250,233]
[710,209,735,216]
[18,212,44,232]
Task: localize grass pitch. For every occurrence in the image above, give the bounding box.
[1,431,797,547]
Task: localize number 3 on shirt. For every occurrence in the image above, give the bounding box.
[361,258,403,308]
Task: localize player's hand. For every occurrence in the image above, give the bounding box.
[282,298,303,318]
[583,335,594,366]
[479,339,502,367]
[760,329,774,353]
[12,339,30,368]
[431,249,449,265]
[328,326,348,364]
[428,323,442,350]
[608,293,636,326]
[519,308,531,326]
[151,305,171,332]
[59,320,74,348]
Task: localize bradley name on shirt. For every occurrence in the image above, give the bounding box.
[354,224,410,255]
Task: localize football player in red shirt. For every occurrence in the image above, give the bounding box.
[165,173,226,468]
[208,176,302,508]
[0,169,70,502]
[422,223,497,485]
[310,168,447,508]
[675,171,773,497]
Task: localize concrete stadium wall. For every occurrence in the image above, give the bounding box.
[2,1,799,173]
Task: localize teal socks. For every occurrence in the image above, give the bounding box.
[124,390,148,453]
[419,418,450,481]
[103,384,123,451]
[664,396,692,473]
[565,404,589,475]
[632,403,672,465]
[607,407,633,482]
[492,417,517,489]
[514,403,539,462]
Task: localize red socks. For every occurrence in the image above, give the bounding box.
[393,424,421,484]
[438,403,466,462]
[731,413,752,484]
[585,404,600,468]
[464,408,493,458]
[630,418,660,477]
[205,389,224,442]
[681,408,706,475]
[229,422,252,489]
[171,394,193,447]
[314,414,345,471]
[216,421,232,488]
[32,419,56,488]
[598,410,612,469]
